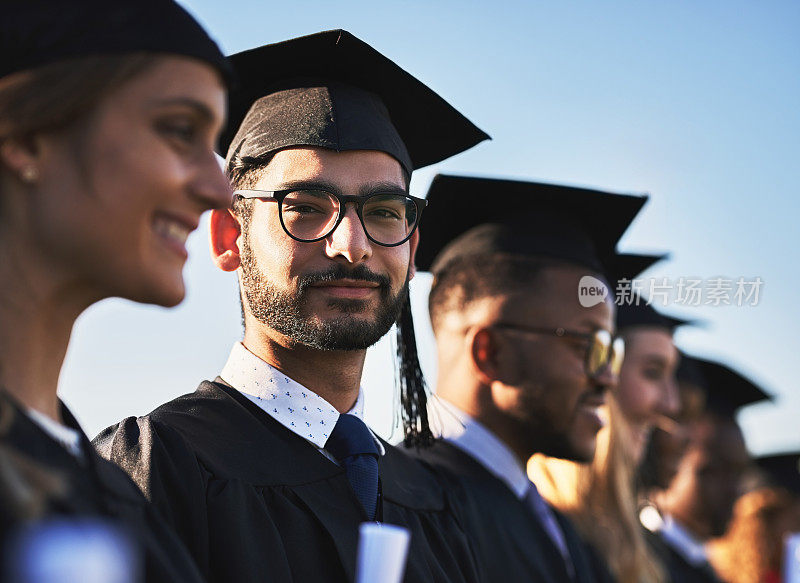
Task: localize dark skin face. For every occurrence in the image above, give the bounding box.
[642,379,706,491]
[476,265,618,463]
[661,415,750,539]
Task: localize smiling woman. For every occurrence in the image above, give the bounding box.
[0,1,230,581]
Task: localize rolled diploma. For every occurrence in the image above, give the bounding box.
[355,522,411,583]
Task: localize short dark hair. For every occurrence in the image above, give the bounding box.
[428,253,569,333]
[226,147,411,206]
[226,151,277,231]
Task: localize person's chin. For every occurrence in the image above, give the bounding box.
[315,301,376,321]
[572,438,598,463]
[129,269,186,308]
[630,424,654,465]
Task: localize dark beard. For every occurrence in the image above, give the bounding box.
[239,234,407,351]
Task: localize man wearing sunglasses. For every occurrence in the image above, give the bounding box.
[96,31,488,583]
[409,174,646,583]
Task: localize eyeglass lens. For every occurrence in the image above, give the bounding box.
[280,190,418,245]
[586,330,625,377]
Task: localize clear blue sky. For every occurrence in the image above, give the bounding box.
[61,1,799,455]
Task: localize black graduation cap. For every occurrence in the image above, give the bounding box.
[416,174,648,274]
[755,452,800,495]
[694,358,772,416]
[616,301,691,332]
[603,252,691,332]
[221,30,490,173]
[603,252,668,287]
[676,351,706,387]
[598,251,691,332]
[1,0,230,81]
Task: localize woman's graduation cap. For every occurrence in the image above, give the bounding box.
[221,31,489,448]
[1,0,230,81]
[605,253,691,333]
[616,302,690,333]
[416,174,648,276]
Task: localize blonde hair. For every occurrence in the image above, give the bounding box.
[529,395,668,583]
[708,487,795,583]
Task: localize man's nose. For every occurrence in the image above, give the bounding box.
[591,362,619,392]
[325,204,372,264]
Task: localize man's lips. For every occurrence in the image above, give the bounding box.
[309,279,380,299]
[578,393,606,430]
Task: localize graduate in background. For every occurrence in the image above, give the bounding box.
[639,352,710,496]
[707,452,800,583]
[96,30,489,583]
[641,360,771,583]
[708,452,800,583]
[531,293,687,583]
[409,173,648,583]
[0,1,231,580]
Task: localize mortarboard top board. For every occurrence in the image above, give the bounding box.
[1,0,230,82]
[603,252,669,288]
[616,300,691,332]
[603,252,691,333]
[694,358,772,416]
[415,174,648,274]
[221,30,489,173]
[754,452,800,495]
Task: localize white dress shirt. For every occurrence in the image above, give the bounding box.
[220,342,385,460]
[435,399,573,576]
[640,505,709,567]
[26,407,83,459]
[434,399,529,497]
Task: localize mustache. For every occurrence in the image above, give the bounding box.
[297,264,391,292]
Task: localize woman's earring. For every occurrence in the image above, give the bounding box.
[21,166,39,183]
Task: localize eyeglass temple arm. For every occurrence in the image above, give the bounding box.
[232,189,278,200]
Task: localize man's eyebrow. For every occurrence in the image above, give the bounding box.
[276,179,408,196]
[578,319,612,333]
[148,97,216,122]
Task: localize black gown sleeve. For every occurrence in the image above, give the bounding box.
[95,416,213,578]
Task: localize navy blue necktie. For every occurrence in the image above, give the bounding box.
[326,414,380,520]
[525,483,575,580]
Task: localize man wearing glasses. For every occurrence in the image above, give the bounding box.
[96,31,488,583]
[409,174,645,583]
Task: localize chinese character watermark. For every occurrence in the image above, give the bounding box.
[599,276,764,307]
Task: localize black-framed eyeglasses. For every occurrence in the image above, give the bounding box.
[491,323,625,378]
[233,188,428,247]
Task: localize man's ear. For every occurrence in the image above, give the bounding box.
[468,327,501,385]
[209,209,241,272]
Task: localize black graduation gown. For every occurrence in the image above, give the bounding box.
[94,380,481,583]
[410,440,617,583]
[643,528,722,583]
[0,395,204,583]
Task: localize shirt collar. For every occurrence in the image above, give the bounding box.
[25,407,83,459]
[220,342,383,454]
[435,399,529,499]
[642,507,708,566]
